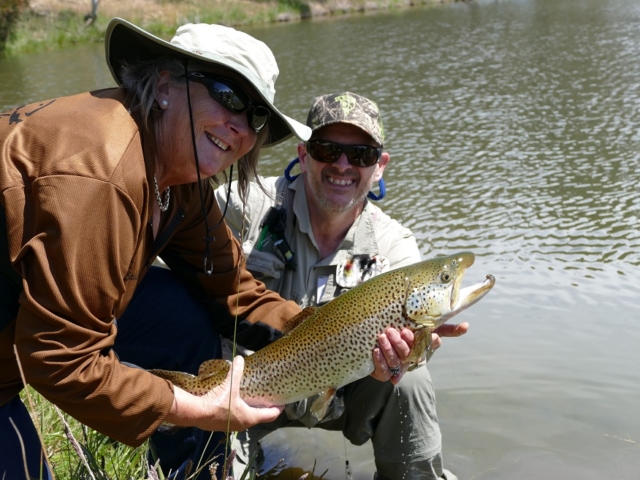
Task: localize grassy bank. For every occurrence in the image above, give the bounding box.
[22,384,317,479]
[5,0,458,55]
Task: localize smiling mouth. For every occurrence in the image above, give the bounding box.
[207,132,229,151]
[327,176,354,186]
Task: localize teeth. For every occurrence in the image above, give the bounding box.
[327,176,354,186]
[207,133,229,151]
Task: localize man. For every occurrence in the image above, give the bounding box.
[215,92,467,479]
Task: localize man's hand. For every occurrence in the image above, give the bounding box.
[370,322,471,383]
[428,322,469,360]
[371,327,414,385]
[433,322,469,338]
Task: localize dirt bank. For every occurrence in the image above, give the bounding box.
[28,0,460,28]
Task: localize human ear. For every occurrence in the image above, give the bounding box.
[373,152,390,181]
[297,142,309,173]
[155,71,173,109]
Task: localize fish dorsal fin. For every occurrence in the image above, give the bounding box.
[280,306,317,335]
[198,359,232,377]
[309,388,337,422]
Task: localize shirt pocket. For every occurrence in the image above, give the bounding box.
[244,248,285,281]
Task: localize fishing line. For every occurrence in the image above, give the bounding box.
[343,437,353,480]
[220,180,243,476]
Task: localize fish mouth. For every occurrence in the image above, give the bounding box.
[446,273,495,320]
[447,252,476,311]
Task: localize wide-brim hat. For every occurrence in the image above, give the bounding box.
[105,17,310,146]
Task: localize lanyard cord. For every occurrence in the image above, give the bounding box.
[183,61,233,274]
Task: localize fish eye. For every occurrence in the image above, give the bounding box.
[441,272,451,282]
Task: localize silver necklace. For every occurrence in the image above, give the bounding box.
[153,174,170,212]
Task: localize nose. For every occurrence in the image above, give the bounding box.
[226,110,252,136]
[333,152,352,171]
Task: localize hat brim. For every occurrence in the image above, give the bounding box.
[104,18,310,146]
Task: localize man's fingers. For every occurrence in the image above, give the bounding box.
[385,328,411,359]
[434,322,469,337]
[399,327,414,344]
[370,346,388,381]
[377,334,399,371]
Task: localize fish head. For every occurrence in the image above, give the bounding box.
[403,252,495,330]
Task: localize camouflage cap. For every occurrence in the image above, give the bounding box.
[306,92,385,146]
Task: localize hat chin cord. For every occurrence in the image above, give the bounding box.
[183,61,233,275]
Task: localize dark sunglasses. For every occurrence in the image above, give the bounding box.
[306,139,382,168]
[187,71,271,133]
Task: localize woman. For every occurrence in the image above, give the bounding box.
[0,18,413,480]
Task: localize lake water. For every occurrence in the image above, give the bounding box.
[2,0,639,478]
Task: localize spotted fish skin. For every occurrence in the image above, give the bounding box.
[152,252,495,413]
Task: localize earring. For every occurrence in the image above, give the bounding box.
[160,99,169,109]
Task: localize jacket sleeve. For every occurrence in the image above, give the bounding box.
[161,181,300,352]
[11,177,175,447]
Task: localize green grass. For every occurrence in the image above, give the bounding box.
[21,386,329,480]
[2,1,300,56]
[4,10,105,56]
[1,0,456,56]
[21,387,154,480]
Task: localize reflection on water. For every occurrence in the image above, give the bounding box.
[0,44,114,110]
[2,0,640,478]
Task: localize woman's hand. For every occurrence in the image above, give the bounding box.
[165,356,283,432]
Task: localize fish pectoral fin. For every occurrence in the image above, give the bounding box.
[280,306,317,335]
[406,328,432,366]
[198,359,232,376]
[309,388,337,422]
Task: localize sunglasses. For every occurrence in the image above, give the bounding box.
[187,71,271,133]
[306,139,382,168]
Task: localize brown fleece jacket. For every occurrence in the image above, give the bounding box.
[0,88,299,446]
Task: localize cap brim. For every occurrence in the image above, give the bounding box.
[105,18,310,146]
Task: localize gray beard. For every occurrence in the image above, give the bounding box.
[306,175,371,214]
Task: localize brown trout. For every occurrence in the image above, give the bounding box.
[152,251,495,420]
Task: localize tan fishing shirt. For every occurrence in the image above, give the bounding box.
[0,89,299,446]
[215,175,421,305]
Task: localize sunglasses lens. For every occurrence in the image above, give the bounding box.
[211,81,247,112]
[348,146,380,167]
[308,141,380,167]
[250,106,271,132]
[189,72,271,133]
[308,141,341,163]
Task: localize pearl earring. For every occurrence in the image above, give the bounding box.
[160,99,169,109]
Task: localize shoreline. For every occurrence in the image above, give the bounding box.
[6,0,466,56]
